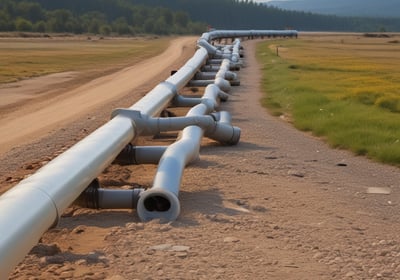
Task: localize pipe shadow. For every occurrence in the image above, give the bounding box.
[59,209,139,229]
[55,186,258,230]
[30,245,108,265]
[175,188,248,227]
[202,140,277,152]
[238,141,278,151]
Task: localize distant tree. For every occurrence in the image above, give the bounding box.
[16,2,45,22]
[0,10,13,31]
[112,17,131,34]
[143,18,155,33]
[161,8,173,26]
[15,17,33,31]
[99,24,111,35]
[46,9,72,32]
[174,11,189,28]
[153,17,169,35]
[33,20,46,32]
[80,11,107,34]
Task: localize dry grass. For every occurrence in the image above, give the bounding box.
[257,33,400,165]
[0,36,170,83]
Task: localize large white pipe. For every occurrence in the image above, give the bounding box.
[0,116,134,275]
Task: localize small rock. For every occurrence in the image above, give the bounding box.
[25,164,34,170]
[106,275,126,280]
[345,271,356,277]
[158,224,173,232]
[75,259,87,265]
[223,237,240,243]
[288,170,305,178]
[236,200,248,206]
[366,187,391,195]
[170,245,190,252]
[175,252,188,258]
[30,243,61,257]
[150,244,172,251]
[86,251,105,264]
[265,156,278,160]
[59,271,74,278]
[72,225,86,234]
[251,205,267,212]
[312,252,324,259]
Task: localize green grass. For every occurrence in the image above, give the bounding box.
[0,37,170,83]
[257,34,400,166]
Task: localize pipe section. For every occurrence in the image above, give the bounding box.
[74,180,144,209]
[114,145,167,165]
[194,71,238,81]
[137,83,239,221]
[136,105,208,221]
[0,115,135,275]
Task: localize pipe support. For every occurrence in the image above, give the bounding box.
[114,145,167,165]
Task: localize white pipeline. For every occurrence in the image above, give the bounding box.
[0,29,297,277]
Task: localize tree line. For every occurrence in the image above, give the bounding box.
[0,0,399,35]
[131,0,400,32]
[0,0,207,35]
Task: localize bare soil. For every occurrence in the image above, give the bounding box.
[3,36,400,280]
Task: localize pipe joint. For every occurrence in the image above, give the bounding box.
[156,115,216,133]
[112,109,219,136]
[111,109,156,135]
[172,95,202,107]
[75,181,145,210]
[206,123,241,145]
[215,77,231,92]
[204,112,241,145]
[201,98,217,112]
[159,81,178,96]
[114,144,167,165]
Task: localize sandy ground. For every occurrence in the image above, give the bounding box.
[3,36,400,279]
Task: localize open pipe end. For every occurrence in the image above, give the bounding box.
[137,189,180,222]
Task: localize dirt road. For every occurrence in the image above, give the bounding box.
[5,37,400,279]
[0,37,196,155]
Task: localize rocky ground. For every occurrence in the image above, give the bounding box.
[1,35,400,280]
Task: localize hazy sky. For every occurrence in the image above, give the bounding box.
[253,0,286,2]
[252,0,288,3]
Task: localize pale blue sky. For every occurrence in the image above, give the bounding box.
[253,0,287,2]
[252,0,288,3]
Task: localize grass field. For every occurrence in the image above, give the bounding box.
[0,36,170,84]
[257,33,400,165]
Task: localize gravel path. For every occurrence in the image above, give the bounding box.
[5,37,400,279]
